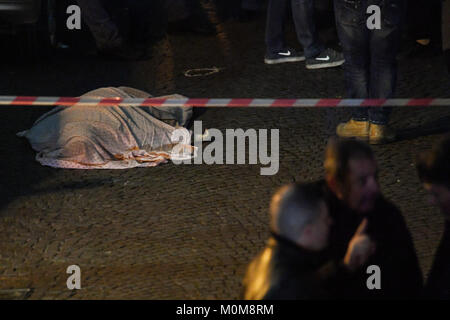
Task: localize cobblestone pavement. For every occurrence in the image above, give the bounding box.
[0,5,449,299]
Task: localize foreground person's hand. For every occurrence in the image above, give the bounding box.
[343,219,376,272]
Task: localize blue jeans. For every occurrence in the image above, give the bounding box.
[265,0,324,58]
[334,0,405,125]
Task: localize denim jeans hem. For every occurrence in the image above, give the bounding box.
[351,117,369,122]
[369,119,389,125]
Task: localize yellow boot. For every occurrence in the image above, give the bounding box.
[369,123,396,144]
[336,119,370,140]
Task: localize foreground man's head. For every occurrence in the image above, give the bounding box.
[416,135,450,218]
[324,138,380,213]
[270,183,332,251]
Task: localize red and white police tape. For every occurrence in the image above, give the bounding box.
[0,96,449,108]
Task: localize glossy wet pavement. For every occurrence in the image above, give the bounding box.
[0,3,449,299]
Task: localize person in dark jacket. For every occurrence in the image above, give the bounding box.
[416,134,450,299]
[242,182,375,300]
[321,138,423,299]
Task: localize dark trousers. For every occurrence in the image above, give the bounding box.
[76,0,121,49]
[77,0,167,49]
[334,0,405,124]
[265,0,324,58]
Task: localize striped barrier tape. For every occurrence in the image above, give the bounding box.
[0,96,449,108]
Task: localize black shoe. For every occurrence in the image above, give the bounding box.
[306,48,345,70]
[264,48,305,65]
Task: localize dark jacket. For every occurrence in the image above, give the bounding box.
[320,180,424,299]
[242,233,347,300]
[425,221,450,299]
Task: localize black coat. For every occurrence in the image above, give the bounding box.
[242,233,347,300]
[425,221,450,299]
[320,180,424,299]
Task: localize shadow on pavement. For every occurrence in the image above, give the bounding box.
[0,107,55,214]
[397,116,450,142]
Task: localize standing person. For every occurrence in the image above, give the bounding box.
[320,138,423,299]
[76,0,140,60]
[76,0,167,60]
[334,0,406,144]
[264,0,345,69]
[416,134,450,299]
[242,183,375,300]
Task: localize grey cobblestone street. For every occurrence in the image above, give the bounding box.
[0,7,449,299]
